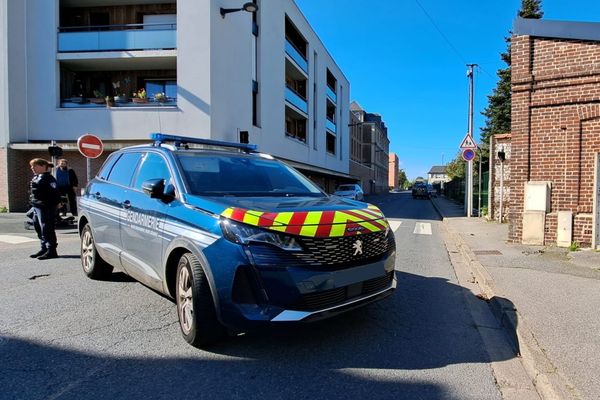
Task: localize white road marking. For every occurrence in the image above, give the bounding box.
[413,222,432,235]
[0,235,38,244]
[387,220,403,232]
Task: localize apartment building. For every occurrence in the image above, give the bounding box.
[0,0,350,211]
[349,102,390,194]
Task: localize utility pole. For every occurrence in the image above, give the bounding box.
[466,64,477,217]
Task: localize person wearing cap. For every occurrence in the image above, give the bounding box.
[29,158,61,260]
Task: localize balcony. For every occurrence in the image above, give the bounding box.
[58,23,176,53]
[285,39,308,74]
[326,85,337,103]
[285,87,308,114]
[326,118,337,134]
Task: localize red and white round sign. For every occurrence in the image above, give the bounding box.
[77,134,104,158]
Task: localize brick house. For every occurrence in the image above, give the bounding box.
[510,18,600,249]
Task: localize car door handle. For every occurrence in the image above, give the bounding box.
[122,200,131,209]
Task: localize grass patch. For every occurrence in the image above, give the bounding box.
[569,241,580,252]
[0,205,7,213]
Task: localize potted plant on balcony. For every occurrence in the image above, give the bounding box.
[153,92,167,103]
[132,88,148,104]
[90,90,106,104]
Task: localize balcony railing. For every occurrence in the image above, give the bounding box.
[285,87,308,114]
[326,118,337,134]
[326,85,337,103]
[285,39,308,74]
[58,23,176,52]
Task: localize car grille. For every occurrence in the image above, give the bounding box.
[288,271,394,311]
[248,230,395,270]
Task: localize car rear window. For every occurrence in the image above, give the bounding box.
[176,153,325,197]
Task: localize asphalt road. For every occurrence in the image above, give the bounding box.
[0,195,518,399]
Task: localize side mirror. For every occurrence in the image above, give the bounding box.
[142,179,175,202]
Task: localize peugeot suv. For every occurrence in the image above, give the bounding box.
[78,134,396,348]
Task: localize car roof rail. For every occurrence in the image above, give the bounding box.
[150,133,258,153]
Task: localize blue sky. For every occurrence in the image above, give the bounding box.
[294,0,600,180]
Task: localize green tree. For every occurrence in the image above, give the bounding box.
[446,151,466,179]
[397,168,408,189]
[479,0,543,158]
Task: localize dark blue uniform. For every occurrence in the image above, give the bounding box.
[30,172,61,256]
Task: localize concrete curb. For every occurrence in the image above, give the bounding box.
[430,198,579,400]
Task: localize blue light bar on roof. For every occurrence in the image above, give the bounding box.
[150,133,258,152]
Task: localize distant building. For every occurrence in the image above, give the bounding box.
[349,101,390,194]
[510,17,600,248]
[427,166,449,187]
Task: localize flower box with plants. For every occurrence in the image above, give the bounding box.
[132,88,148,103]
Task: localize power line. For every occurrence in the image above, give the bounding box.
[414,0,468,64]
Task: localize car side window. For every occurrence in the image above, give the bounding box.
[97,153,119,181]
[133,152,172,190]
[106,152,143,187]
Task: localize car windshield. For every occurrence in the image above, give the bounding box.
[176,152,325,197]
[337,185,355,191]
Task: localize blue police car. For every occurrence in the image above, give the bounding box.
[79,134,396,347]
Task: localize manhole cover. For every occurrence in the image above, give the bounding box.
[473,250,503,255]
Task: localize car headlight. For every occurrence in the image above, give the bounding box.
[220,218,303,251]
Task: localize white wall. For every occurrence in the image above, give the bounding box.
[5,0,350,176]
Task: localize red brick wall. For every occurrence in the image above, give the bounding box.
[7,149,115,212]
[510,35,600,247]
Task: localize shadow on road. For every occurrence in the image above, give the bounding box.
[1,272,517,399]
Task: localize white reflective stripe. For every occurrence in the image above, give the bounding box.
[272,280,396,322]
[413,222,432,235]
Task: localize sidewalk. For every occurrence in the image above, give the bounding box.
[432,196,600,400]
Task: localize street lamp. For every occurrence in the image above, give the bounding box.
[220,2,259,18]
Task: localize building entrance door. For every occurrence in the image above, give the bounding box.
[595,153,600,249]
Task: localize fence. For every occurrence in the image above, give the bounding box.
[443,171,489,216]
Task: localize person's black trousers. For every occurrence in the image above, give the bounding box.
[32,206,57,251]
[59,187,78,216]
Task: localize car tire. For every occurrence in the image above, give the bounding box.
[80,224,113,279]
[176,253,226,348]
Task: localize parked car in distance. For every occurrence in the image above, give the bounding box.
[412,182,429,199]
[333,184,364,200]
[427,184,437,197]
[78,134,396,348]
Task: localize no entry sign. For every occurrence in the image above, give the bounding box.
[77,134,104,158]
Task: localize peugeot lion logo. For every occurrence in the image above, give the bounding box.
[352,239,363,256]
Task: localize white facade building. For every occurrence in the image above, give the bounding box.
[0,0,350,210]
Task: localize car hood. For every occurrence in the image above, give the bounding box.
[184,194,388,238]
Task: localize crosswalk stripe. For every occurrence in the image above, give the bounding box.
[387,220,403,232]
[413,222,432,235]
[0,235,38,244]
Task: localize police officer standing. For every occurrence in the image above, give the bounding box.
[29,158,61,260]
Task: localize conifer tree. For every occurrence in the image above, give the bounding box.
[479,0,543,159]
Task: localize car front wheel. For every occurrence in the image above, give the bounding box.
[80,224,113,279]
[176,253,225,348]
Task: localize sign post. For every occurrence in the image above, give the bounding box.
[77,134,104,183]
[459,133,478,217]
